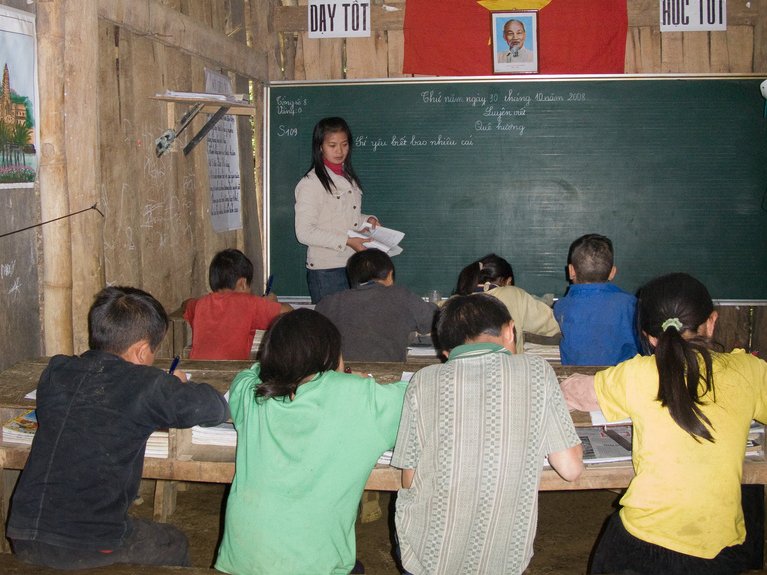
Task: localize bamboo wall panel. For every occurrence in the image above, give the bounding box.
[346,32,389,79]
[96,1,255,324]
[386,29,405,79]
[99,22,142,290]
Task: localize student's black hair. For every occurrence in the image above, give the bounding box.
[304,117,362,194]
[256,308,341,400]
[88,286,169,354]
[454,254,514,295]
[568,234,614,283]
[436,293,512,352]
[346,249,394,287]
[638,272,716,442]
[209,249,253,291]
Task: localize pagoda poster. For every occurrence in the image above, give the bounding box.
[0,5,37,187]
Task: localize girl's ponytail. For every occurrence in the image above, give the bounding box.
[639,273,716,442]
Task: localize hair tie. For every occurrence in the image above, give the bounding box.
[478,262,484,271]
[661,317,683,332]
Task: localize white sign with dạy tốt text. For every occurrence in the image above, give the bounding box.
[660,0,727,31]
[308,0,371,38]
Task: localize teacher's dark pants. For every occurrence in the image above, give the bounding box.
[307,267,349,304]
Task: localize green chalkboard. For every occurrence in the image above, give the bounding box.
[266,76,767,300]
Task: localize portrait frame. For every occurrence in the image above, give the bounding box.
[491,11,538,74]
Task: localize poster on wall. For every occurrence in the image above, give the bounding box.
[204,68,242,233]
[660,0,726,32]
[0,6,38,188]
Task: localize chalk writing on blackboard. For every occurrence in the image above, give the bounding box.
[275,96,308,116]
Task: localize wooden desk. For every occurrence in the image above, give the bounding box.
[2,358,766,545]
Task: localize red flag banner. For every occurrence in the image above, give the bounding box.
[403,0,627,76]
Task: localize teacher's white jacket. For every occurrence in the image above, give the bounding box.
[294,169,371,270]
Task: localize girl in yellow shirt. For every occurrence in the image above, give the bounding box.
[564,272,767,575]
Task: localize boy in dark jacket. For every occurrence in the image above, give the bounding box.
[8,286,229,570]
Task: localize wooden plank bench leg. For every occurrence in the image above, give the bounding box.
[153,480,178,523]
[360,490,382,524]
[1,468,20,553]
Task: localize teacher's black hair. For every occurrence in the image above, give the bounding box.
[305,117,363,194]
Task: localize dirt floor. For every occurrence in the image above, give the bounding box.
[2,482,767,574]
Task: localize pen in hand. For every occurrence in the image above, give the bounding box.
[169,355,180,375]
[264,274,274,297]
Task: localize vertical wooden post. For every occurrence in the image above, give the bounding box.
[37,0,74,356]
[249,0,280,284]
[754,1,767,73]
[64,0,104,353]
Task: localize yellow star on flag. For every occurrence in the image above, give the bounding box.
[476,0,552,10]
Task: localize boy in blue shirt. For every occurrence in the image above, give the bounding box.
[554,234,640,365]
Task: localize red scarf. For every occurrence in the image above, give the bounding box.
[323,158,345,176]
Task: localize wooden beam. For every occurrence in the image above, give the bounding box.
[97,0,267,79]
[64,0,104,353]
[37,0,74,356]
[754,0,767,72]
[274,2,406,32]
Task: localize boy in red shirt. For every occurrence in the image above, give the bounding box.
[184,249,292,359]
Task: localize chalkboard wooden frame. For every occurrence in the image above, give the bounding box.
[265,75,767,300]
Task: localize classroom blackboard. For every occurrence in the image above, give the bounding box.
[266,76,767,300]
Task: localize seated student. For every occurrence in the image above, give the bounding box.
[315,249,437,362]
[214,308,407,575]
[7,286,229,570]
[454,253,560,352]
[553,233,640,365]
[392,294,583,575]
[562,273,767,575]
[184,248,292,359]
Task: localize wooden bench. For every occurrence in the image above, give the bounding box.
[0,553,219,574]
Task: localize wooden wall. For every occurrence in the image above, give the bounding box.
[268,0,767,79]
[1,0,766,370]
[35,0,263,359]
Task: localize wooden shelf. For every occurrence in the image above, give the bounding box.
[151,93,255,116]
[151,92,256,156]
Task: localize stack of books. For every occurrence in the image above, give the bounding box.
[191,422,237,446]
[2,410,38,445]
[145,430,169,459]
[2,409,168,458]
[377,450,393,465]
[746,421,765,460]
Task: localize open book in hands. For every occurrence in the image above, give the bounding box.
[347,223,404,256]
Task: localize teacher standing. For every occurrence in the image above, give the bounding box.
[295,117,379,304]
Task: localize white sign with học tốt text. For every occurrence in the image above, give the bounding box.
[308,0,371,38]
[660,0,727,32]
